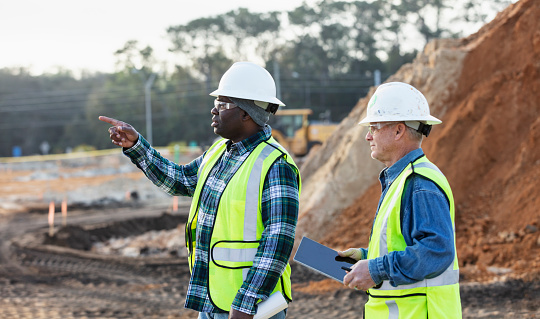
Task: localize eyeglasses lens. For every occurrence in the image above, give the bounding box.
[214,100,236,111]
[368,123,389,135]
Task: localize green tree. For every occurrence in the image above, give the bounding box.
[221,8,282,61]
[167,16,229,93]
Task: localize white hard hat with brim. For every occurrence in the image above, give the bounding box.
[210,62,285,107]
[358,82,441,126]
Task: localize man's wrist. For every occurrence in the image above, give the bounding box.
[360,248,368,260]
[232,291,258,315]
[231,304,256,316]
[123,134,144,156]
[368,257,385,285]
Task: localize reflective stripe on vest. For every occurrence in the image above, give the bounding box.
[244,143,277,241]
[213,247,259,263]
[387,301,399,319]
[378,262,459,291]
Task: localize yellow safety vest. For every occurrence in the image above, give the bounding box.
[366,156,462,319]
[185,137,300,312]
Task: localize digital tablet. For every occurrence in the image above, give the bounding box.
[293,236,357,283]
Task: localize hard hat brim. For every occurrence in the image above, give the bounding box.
[358,115,442,126]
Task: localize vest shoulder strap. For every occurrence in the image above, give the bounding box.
[198,138,228,179]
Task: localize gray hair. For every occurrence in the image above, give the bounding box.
[404,124,423,143]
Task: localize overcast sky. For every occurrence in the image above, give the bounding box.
[0,0,312,76]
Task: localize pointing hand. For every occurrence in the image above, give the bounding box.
[98,116,139,148]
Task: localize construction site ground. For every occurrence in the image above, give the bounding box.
[0,152,538,319]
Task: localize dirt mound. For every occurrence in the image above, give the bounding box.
[297,0,540,283]
[44,213,187,251]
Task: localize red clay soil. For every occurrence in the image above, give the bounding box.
[323,0,540,283]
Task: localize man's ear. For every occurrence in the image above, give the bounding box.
[241,110,252,122]
[395,123,407,140]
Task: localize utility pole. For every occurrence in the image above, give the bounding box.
[144,73,157,145]
[374,69,381,86]
[273,60,281,100]
[132,68,158,145]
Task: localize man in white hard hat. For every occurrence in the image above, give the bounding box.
[338,82,462,318]
[99,62,300,319]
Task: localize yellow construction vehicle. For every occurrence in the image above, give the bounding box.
[269,108,338,157]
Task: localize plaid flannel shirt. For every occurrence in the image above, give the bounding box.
[123,126,299,315]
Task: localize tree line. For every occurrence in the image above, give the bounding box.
[0,0,510,157]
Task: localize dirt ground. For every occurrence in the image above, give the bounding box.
[0,206,539,319]
[0,152,539,318]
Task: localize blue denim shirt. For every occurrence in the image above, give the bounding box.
[362,148,455,287]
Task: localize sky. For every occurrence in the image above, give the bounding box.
[0,0,312,76]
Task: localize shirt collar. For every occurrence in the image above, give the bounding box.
[379,148,425,188]
[226,125,272,155]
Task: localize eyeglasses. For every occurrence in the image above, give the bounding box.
[214,99,237,112]
[367,122,393,135]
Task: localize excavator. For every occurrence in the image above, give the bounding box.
[269,108,338,157]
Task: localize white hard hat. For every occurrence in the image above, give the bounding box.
[210,62,285,107]
[358,82,441,126]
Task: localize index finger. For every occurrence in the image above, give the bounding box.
[99,116,124,126]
